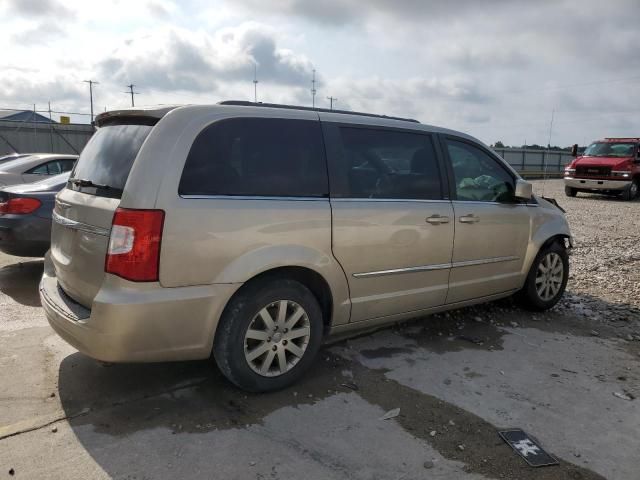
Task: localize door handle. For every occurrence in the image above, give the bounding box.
[425,214,450,225]
[459,214,480,224]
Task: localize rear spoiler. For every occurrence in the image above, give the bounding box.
[95,106,180,127]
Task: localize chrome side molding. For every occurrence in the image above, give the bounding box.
[52,211,111,237]
[353,256,519,278]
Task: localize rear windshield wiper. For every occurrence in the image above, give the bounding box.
[69,178,115,190]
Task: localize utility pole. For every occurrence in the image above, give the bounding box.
[33,104,37,145]
[253,63,259,103]
[124,84,138,107]
[326,96,337,110]
[83,80,99,125]
[48,101,53,151]
[311,69,316,108]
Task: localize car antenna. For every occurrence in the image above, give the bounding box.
[541,109,555,197]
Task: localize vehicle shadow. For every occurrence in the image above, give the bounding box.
[55,301,609,480]
[0,259,43,307]
[573,192,639,202]
[58,351,348,437]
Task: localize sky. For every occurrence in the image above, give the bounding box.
[1,0,639,146]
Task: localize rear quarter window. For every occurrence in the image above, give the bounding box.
[179,118,328,197]
[69,123,153,197]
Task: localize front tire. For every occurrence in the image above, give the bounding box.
[621,179,639,201]
[517,241,569,311]
[213,278,324,392]
[564,186,577,197]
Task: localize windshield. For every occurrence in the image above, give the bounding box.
[584,142,636,157]
[69,123,153,197]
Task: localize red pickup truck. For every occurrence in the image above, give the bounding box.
[564,138,640,200]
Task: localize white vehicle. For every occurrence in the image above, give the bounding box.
[0,154,77,187]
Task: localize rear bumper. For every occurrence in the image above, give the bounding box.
[0,214,50,257]
[564,178,631,191]
[40,256,240,362]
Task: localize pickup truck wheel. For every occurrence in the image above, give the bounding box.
[517,241,569,311]
[621,179,639,201]
[213,278,324,392]
[564,186,577,197]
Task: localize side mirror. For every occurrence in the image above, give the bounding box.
[571,144,578,157]
[514,179,532,200]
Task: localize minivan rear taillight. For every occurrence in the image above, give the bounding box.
[0,197,42,215]
[105,208,165,282]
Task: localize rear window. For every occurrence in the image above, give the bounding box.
[69,123,153,197]
[179,118,328,197]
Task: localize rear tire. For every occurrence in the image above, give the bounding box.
[564,186,577,197]
[213,277,324,392]
[621,179,639,201]
[517,241,569,311]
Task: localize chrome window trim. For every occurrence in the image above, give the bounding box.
[353,255,519,278]
[331,198,451,204]
[52,211,111,237]
[179,195,328,202]
[451,200,538,207]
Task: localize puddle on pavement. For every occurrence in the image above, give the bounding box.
[359,346,414,359]
[59,351,354,437]
[50,295,622,480]
[58,348,605,480]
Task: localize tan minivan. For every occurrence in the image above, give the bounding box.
[41,102,572,391]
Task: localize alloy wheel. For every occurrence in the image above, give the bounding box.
[243,300,311,377]
[535,252,564,301]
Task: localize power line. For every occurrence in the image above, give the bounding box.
[0,106,91,116]
[326,96,338,110]
[124,84,139,107]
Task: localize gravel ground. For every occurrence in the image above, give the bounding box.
[533,179,640,339]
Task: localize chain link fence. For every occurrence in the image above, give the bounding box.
[0,106,572,179]
[493,148,573,178]
[0,107,94,156]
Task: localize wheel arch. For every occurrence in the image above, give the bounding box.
[217,265,338,339]
[522,212,572,280]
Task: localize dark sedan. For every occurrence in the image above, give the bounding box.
[0,172,70,257]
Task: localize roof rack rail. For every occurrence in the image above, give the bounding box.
[217,100,420,123]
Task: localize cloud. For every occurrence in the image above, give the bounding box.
[145,0,177,19]
[97,24,315,93]
[230,0,534,26]
[0,76,84,108]
[4,0,74,19]
[11,21,66,45]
